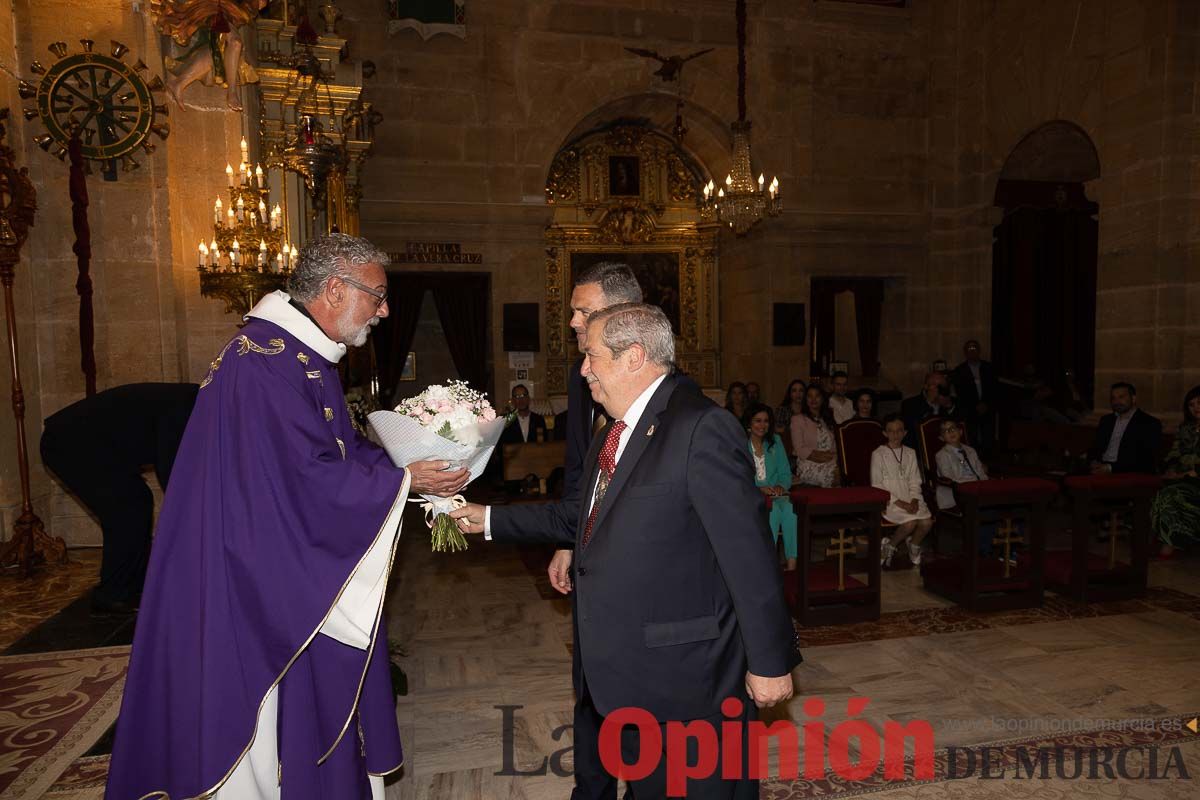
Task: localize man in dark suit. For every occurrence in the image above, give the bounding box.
[499,383,547,444]
[40,382,200,614]
[454,304,797,798]
[950,340,999,455]
[1089,382,1162,474]
[900,371,958,450]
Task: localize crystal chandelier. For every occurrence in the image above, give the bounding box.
[699,0,781,235]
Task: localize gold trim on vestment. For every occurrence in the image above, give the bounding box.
[143,465,411,799]
[200,335,286,389]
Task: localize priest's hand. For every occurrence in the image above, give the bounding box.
[449,502,486,534]
[745,671,794,708]
[407,460,470,496]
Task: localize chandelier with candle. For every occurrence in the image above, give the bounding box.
[698,0,781,235]
[197,137,298,315]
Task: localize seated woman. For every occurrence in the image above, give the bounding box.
[776,379,807,440]
[747,404,797,572]
[1153,385,1200,558]
[792,385,839,488]
[725,381,749,429]
[871,414,933,567]
[776,378,806,468]
[851,388,877,421]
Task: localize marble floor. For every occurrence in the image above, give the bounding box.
[383,522,1200,799]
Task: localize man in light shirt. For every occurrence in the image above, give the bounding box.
[499,383,546,444]
[828,371,855,425]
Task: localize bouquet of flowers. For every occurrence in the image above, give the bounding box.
[368,381,508,552]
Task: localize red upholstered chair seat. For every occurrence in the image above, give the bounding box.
[955,478,1058,500]
[791,487,889,507]
[1064,474,1163,492]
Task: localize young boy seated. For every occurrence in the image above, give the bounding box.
[933,420,988,510]
[871,414,933,567]
[934,420,1018,564]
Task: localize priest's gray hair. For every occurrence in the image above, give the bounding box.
[287,234,390,303]
[574,261,643,305]
[587,302,675,370]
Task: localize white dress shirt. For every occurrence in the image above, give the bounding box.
[517,412,531,442]
[829,395,854,425]
[484,373,668,538]
[1102,409,1135,464]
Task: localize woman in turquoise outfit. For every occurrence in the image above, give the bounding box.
[1153,385,1200,558]
[747,403,798,571]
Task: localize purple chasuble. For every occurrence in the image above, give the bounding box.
[106,294,407,800]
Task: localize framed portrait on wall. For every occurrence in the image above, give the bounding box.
[399,352,417,381]
[608,156,640,196]
[569,251,680,333]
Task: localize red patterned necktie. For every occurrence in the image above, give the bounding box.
[581,420,626,547]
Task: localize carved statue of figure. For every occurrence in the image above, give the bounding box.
[150,0,268,111]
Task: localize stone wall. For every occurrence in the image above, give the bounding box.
[934,0,1200,416]
[0,1,242,545]
[4,0,1198,547]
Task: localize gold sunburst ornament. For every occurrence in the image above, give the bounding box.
[18,39,170,173]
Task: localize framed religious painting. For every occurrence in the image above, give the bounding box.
[608,156,640,196]
[399,351,417,381]
[569,251,680,333]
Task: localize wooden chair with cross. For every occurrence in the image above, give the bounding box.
[920,477,1057,611]
[1046,473,1161,602]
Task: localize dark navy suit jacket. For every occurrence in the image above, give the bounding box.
[491,375,798,721]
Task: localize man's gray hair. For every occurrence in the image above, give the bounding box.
[287,234,390,303]
[574,261,643,305]
[588,302,675,370]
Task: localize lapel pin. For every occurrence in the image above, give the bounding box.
[646,425,655,437]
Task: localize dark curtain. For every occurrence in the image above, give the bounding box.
[991,182,1098,409]
[372,275,426,406]
[429,273,491,395]
[809,278,886,377]
[852,281,884,377]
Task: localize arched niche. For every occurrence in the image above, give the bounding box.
[991,120,1100,411]
[543,118,722,394]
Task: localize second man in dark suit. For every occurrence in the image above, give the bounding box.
[454,304,797,798]
[1090,382,1162,474]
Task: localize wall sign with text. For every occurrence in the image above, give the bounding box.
[388,242,482,265]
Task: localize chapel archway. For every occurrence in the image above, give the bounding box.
[991,120,1100,410]
[542,117,721,394]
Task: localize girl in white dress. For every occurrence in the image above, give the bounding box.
[871,413,933,567]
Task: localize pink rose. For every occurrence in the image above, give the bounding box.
[482,407,496,421]
[418,412,433,425]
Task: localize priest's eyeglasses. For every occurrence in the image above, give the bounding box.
[339,276,388,309]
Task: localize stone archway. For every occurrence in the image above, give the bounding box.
[991,120,1100,411]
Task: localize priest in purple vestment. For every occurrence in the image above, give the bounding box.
[105,235,469,800]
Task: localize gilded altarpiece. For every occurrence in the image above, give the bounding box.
[544,124,720,394]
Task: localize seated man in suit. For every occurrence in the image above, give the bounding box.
[40,382,200,614]
[900,371,958,449]
[1090,381,1163,474]
[499,383,546,444]
[453,303,797,798]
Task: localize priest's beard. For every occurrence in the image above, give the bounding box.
[340,315,379,347]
